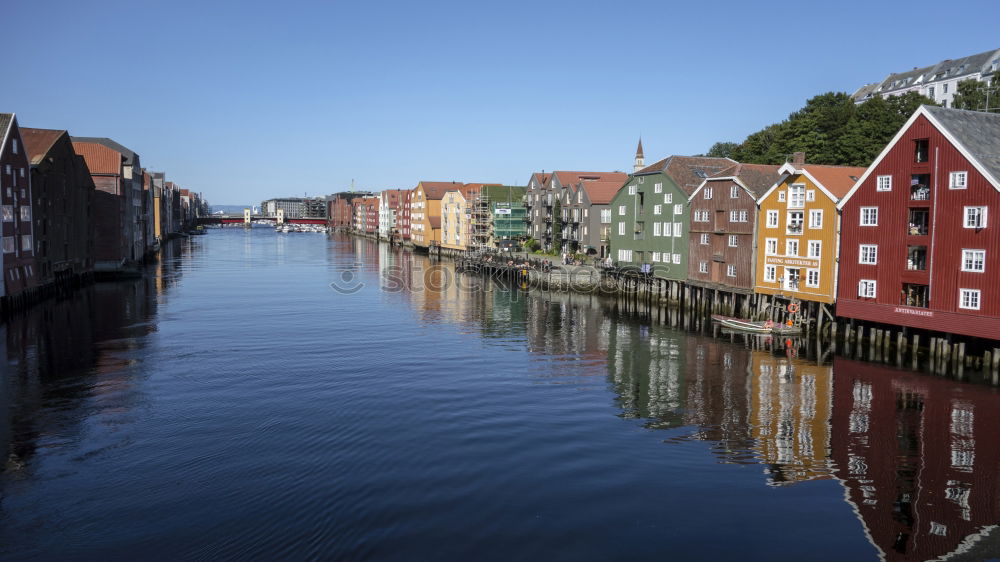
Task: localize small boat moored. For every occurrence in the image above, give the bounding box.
[711,314,803,335]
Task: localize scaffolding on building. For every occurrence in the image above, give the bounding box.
[470,186,527,253]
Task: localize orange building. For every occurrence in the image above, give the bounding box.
[754,157,865,307]
[409,181,464,249]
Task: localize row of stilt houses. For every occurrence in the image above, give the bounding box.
[0,112,208,315]
[329,105,1000,362]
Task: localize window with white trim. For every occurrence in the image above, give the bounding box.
[703,187,713,199]
[663,222,672,237]
[617,222,625,236]
[764,265,777,283]
[653,222,662,236]
[789,185,805,208]
[601,209,611,223]
[700,233,709,245]
[699,261,708,274]
[860,244,878,264]
[730,210,748,222]
[653,204,662,215]
[651,252,661,263]
[20,206,30,222]
[786,239,799,256]
[665,193,672,204]
[964,206,987,228]
[959,289,981,310]
[673,222,682,237]
[860,207,878,226]
[766,210,779,228]
[21,235,31,252]
[858,279,876,298]
[728,234,737,247]
[1,205,12,222]
[808,210,823,229]
[778,191,786,202]
[949,171,967,189]
[672,253,681,264]
[807,240,821,258]
[654,183,662,193]
[618,205,626,216]
[628,185,637,195]
[876,175,892,191]
[727,264,736,277]
[673,204,683,215]
[730,185,740,198]
[962,249,985,272]
[806,190,815,202]
[806,269,820,287]
[618,249,633,262]
[765,238,778,255]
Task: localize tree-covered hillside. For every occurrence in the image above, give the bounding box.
[703,91,937,167]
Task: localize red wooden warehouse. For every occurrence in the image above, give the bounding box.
[837,106,1000,340]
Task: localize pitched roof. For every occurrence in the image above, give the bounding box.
[800,165,867,198]
[417,181,464,199]
[553,171,627,187]
[635,138,644,158]
[72,141,123,175]
[924,105,1000,186]
[0,114,13,151]
[20,128,67,165]
[531,172,551,186]
[70,136,139,165]
[638,156,736,195]
[480,184,526,201]
[428,216,441,228]
[579,180,626,204]
[708,163,783,198]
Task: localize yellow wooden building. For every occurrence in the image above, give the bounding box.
[754,161,865,305]
[410,181,464,249]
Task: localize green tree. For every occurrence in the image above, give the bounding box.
[952,77,1000,112]
[552,199,562,253]
[706,141,739,158]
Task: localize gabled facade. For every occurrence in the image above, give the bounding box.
[22,127,95,285]
[409,181,463,249]
[609,156,733,278]
[571,179,624,257]
[687,163,781,292]
[72,137,143,269]
[378,189,406,240]
[524,171,626,251]
[837,105,1000,340]
[441,188,471,251]
[754,160,865,305]
[1,114,37,297]
[852,48,1000,107]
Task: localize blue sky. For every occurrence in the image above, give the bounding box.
[7,0,998,204]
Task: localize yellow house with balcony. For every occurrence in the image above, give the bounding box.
[754,160,865,305]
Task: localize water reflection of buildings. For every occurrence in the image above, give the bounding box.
[750,350,834,484]
[831,358,1000,561]
[0,239,183,474]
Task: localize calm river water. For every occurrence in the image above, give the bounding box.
[2,228,1000,561]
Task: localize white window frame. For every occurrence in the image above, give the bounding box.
[807,240,821,258]
[766,210,779,228]
[654,183,662,194]
[876,175,892,192]
[858,279,876,298]
[665,193,672,204]
[653,222,662,237]
[730,185,740,198]
[651,251,661,263]
[764,264,777,283]
[964,206,987,229]
[672,253,681,264]
[699,261,708,274]
[860,207,878,226]
[959,288,981,310]
[949,171,968,190]
[700,233,709,245]
[808,209,823,229]
[778,191,786,202]
[673,204,683,215]
[617,222,625,236]
[653,204,662,215]
[727,264,736,277]
[728,234,738,247]
[618,205,626,216]
[765,238,778,255]
[786,239,799,256]
[673,222,682,237]
[663,222,672,237]
[961,249,985,272]
[805,268,820,288]
[859,244,878,265]
[704,187,713,199]
[628,185,637,195]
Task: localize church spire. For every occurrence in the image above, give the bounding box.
[633,137,645,173]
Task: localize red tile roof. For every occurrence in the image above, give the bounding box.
[709,163,783,197]
[21,128,66,165]
[417,181,465,199]
[579,180,627,205]
[802,165,867,199]
[72,141,122,175]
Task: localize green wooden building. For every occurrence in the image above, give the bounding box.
[608,156,734,279]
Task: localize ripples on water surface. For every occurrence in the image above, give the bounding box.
[2,228,1000,561]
